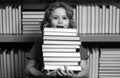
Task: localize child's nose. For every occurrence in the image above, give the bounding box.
[58,18,63,23]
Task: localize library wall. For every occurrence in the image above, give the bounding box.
[0,0,120,78]
[0,43,33,78]
[83,42,120,78]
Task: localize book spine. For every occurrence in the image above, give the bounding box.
[44,65,81,71]
[43,53,80,57]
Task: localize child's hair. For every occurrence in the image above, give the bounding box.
[41,1,76,29]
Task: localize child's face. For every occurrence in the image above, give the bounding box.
[50,8,70,28]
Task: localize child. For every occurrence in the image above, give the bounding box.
[25,1,89,78]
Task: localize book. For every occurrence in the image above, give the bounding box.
[43,53,80,57]
[87,5,92,34]
[99,71,120,74]
[12,7,16,34]
[6,50,11,78]
[100,66,120,70]
[14,50,19,77]
[44,28,77,33]
[23,24,41,27]
[102,5,106,33]
[89,49,93,78]
[94,48,99,78]
[6,6,10,34]
[112,5,116,34]
[44,65,81,71]
[21,50,25,77]
[100,60,120,63]
[81,5,87,34]
[100,54,120,57]
[3,50,7,78]
[22,11,45,15]
[0,8,3,34]
[100,63,120,66]
[78,4,82,34]
[109,5,113,34]
[43,40,81,45]
[18,5,22,34]
[23,26,40,31]
[99,74,120,77]
[9,6,13,34]
[95,5,99,34]
[10,49,15,78]
[42,48,78,52]
[44,62,80,66]
[23,14,44,18]
[101,48,120,54]
[99,5,103,33]
[42,44,80,49]
[43,36,80,41]
[18,50,21,78]
[15,7,19,34]
[3,8,7,34]
[92,48,100,78]
[44,32,78,36]
[116,7,120,34]
[22,21,40,25]
[22,30,41,34]
[0,49,4,78]
[100,57,120,61]
[91,5,95,34]
[44,57,81,62]
[22,18,43,22]
[105,5,109,34]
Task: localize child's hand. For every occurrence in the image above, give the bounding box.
[46,69,57,76]
[46,68,61,76]
[56,66,74,76]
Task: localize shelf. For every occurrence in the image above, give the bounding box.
[80,34,120,42]
[0,34,120,43]
[0,35,41,42]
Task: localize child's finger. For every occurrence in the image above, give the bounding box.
[69,70,74,75]
[64,66,69,74]
[60,69,67,76]
[47,70,50,73]
[56,70,63,76]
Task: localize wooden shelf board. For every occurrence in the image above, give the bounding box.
[0,35,41,42]
[80,34,120,42]
[0,34,120,42]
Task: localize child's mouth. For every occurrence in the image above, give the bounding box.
[56,26,64,28]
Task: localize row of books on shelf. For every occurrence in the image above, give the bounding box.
[0,5,22,35]
[0,48,28,78]
[88,48,99,78]
[42,28,81,71]
[22,11,44,34]
[88,48,120,78]
[22,4,120,35]
[99,48,120,78]
[75,4,120,34]
[1,4,120,35]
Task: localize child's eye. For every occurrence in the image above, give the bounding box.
[53,17,58,19]
[63,17,68,20]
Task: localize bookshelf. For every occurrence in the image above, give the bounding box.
[0,0,120,78]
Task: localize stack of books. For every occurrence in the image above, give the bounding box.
[99,48,120,78]
[42,28,81,71]
[22,11,45,34]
